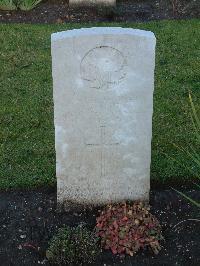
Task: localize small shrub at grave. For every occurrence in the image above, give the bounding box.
[0,0,16,10]
[96,202,163,256]
[46,225,100,265]
[0,0,42,11]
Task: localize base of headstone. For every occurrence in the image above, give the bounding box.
[69,0,116,7]
[57,198,150,212]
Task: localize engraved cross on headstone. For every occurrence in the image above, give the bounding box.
[86,125,119,177]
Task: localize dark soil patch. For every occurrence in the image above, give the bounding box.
[0,0,199,24]
[0,188,199,265]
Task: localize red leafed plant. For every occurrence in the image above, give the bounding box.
[95,202,163,256]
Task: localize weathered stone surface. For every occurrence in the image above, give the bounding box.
[51,27,156,207]
[69,0,115,7]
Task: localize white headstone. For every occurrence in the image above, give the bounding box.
[51,27,156,208]
[69,0,115,7]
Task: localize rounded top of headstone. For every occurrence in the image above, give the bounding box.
[51,27,156,42]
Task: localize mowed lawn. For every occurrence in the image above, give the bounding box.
[0,19,199,189]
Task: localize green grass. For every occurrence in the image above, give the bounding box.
[0,20,199,189]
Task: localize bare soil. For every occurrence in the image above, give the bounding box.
[0,0,199,24]
[0,188,199,265]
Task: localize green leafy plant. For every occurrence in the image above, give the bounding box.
[0,0,17,10]
[96,202,163,256]
[17,0,42,11]
[0,0,42,10]
[46,225,100,265]
[173,93,200,208]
